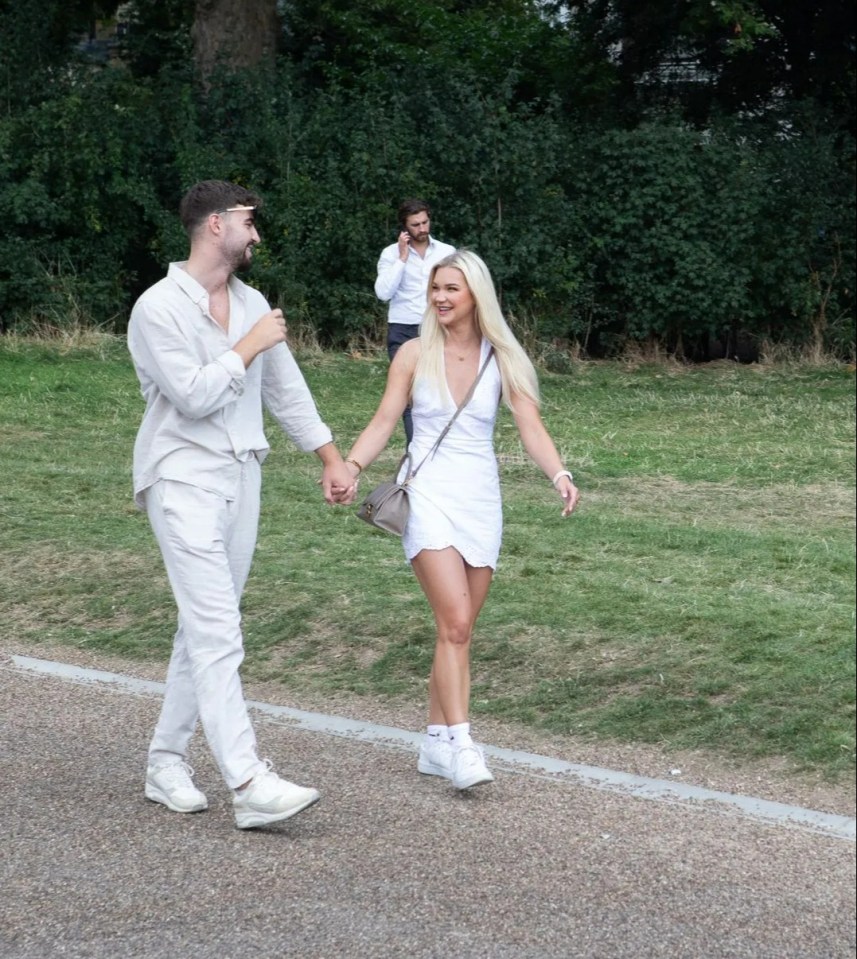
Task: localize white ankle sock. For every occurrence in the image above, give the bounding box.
[426,724,449,743]
[426,723,449,746]
[448,722,473,748]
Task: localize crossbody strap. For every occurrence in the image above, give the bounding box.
[407,346,496,482]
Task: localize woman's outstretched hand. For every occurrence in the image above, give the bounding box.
[555,475,580,518]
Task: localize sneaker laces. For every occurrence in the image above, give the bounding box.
[454,744,484,768]
[246,758,280,790]
[155,761,196,787]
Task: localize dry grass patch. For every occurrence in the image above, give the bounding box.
[0,544,168,641]
[590,476,854,533]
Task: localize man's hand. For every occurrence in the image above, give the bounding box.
[234,309,287,368]
[397,231,411,261]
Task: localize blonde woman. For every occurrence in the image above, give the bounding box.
[343,250,579,790]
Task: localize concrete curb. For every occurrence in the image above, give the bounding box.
[10,653,855,843]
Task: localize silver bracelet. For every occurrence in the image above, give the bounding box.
[552,469,573,488]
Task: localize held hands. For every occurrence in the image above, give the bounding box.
[323,459,359,506]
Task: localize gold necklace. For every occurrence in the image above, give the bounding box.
[447,344,479,362]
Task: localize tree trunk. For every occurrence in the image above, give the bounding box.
[192,0,279,81]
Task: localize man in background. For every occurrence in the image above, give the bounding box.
[374,198,455,445]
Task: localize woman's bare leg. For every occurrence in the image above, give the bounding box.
[410,547,493,726]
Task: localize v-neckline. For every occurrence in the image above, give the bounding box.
[443,338,484,408]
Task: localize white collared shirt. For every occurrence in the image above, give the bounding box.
[128,262,332,507]
[374,236,456,325]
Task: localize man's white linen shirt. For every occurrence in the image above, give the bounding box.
[374,236,456,326]
[128,262,332,508]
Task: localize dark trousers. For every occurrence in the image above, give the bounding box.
[387,323,420,446]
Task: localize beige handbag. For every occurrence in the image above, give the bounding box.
[355,453,413,536]
[357,348,495,536]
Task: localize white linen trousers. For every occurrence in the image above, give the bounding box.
[144,458,265,789]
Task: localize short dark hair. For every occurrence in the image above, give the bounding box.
[179,180,263,236]
[398,198,431,229]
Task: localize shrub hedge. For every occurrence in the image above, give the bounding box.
[0,59,853,359]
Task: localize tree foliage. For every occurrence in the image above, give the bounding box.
[544,1,856,127]
[0,0,853,357]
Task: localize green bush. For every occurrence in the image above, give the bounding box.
[0,55,852,359]
[0,66,173,331]
[563,116,856,358]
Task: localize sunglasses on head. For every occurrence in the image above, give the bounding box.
[215,205,258,222]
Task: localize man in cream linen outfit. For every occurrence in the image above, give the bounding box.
[128,180,355,829]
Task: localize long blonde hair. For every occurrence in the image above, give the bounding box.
[415,249,540,409]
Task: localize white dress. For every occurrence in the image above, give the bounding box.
[400,339,503,569]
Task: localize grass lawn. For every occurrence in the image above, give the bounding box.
[0,335,854,781]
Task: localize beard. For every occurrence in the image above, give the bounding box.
[231,244,255,272]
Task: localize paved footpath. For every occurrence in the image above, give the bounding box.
[1,655,854,959]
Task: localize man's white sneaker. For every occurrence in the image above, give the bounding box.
[233,761,320,829]
[417,738,454,779]
[451,744,494,791]
[145,761,208,813]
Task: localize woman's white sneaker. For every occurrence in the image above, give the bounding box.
[451,745,494,791]
[233,761,320,829]
[418,738,454,779]
[145,761,208,813]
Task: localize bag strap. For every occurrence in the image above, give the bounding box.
[407,346,496,482]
